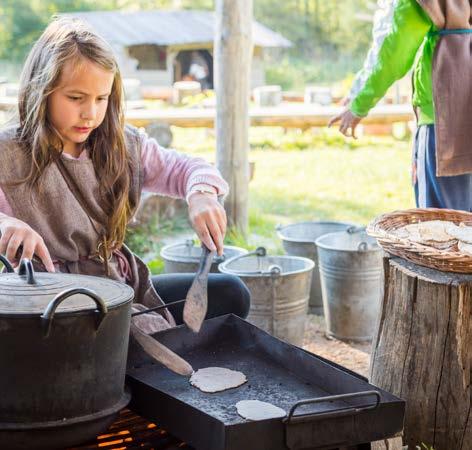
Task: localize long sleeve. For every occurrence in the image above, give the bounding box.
[350,0,431,117]
[0,188,13,217]
[348,0,398,102]
[139,130,229,199]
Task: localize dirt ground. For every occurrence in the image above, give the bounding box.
[302,314,372,378]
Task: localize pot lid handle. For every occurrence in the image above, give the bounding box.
[41,288,108,338]
[19,259,36,285]
[0,255,14,273]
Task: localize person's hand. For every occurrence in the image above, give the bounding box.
[188,193,227,256]
[0,216,55,272]
[328,109,363,139]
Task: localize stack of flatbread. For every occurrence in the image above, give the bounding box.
[391,220,472,255]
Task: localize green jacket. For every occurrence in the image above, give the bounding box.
[350,0,436,125]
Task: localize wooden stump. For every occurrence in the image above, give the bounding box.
[370,257,472,450]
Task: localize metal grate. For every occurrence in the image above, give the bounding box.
[67,409,193,450]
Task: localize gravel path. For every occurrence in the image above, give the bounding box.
[303,314,372,377]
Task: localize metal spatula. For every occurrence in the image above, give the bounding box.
[183,245,215,333]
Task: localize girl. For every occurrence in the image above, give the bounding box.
[0,17,250,332]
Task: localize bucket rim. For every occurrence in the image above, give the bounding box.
[218,254,315,277]
[276,221,357,244]
[160,242,247,264]
[315,231,381,253]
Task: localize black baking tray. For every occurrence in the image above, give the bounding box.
[126,314,404,450]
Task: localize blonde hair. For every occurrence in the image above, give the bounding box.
[17,16,132,252]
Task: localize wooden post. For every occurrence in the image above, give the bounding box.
[214,0,253,234]
[371,256,472,450]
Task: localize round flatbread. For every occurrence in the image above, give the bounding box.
[236,400,286,421]
[395,220,456,243]
[458,241,472,256]
[446,223,472,244]
[190,367,247,393]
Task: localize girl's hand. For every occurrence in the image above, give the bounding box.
[0,216,55,272]
[328,109,363,139]
[188,193,227,256]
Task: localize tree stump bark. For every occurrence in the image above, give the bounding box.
[370,257,472,450]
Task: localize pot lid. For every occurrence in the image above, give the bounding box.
[0,258,134,316]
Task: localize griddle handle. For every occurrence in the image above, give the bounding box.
[285,390,381,424]
[41,288,108,338]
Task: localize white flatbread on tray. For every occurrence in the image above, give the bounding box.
[236,400,286,421]
[190,367,247,393]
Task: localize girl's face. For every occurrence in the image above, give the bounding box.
[48,57,114,156]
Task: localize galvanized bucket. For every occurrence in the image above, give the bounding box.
[276,221,356,315]
[219,247,314,346]
[315,228,383,342]
[160,240,247,274]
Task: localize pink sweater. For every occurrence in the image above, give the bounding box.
[0,131,228,216]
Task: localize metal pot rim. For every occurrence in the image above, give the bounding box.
[0,390,131,430]
[0,259,135,316]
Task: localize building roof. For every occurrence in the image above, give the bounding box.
[63,10,292,48]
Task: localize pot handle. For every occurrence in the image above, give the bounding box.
[19,259,36,284]
[0,254,14,273]
[41,288,108,338]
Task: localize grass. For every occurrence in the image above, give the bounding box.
[126,126,415,270]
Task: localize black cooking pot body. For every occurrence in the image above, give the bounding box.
[0,257,134,450]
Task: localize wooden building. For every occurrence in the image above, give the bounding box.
[64,10,291,89]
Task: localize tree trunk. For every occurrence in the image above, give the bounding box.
[370,257,472,450]
[214,0,253,234]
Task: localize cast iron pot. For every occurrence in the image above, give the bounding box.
[0,256,134,450]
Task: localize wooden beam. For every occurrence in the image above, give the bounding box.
[0,97,414,128]
[125,104,414,128]
[214,0,253,234]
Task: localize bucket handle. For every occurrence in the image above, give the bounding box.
[346,225,366,234]
[41,288,108,338]
[221,247,282,277]
[357,242,369,251]
[225,246,266,262]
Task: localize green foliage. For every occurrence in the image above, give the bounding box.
[265,56,365,90]
[255,0,372,59]
[147,257,165,275]
[249,128,371,152]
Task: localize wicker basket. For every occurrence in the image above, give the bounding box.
[367,208,472,273]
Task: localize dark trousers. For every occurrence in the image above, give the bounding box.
[151,273,250,325]
[413,124,472,210]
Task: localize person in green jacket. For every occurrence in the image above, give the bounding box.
[329,0,472,211]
